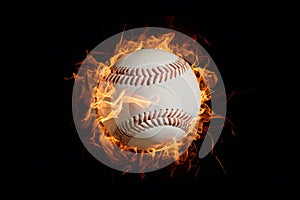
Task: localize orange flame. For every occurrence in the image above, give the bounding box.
[75,30,217,174]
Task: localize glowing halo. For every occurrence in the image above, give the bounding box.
[72,27,226,173]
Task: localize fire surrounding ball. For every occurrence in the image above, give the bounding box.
[72,27,227,173]
[99,48,201,150]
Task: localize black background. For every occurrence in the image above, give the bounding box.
[8,5,297,198]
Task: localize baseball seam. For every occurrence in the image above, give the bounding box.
[104,58,189,86]
[115,108,194,145]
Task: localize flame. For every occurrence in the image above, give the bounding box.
[75,30,218,174]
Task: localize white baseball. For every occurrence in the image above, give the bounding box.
[103,48,200,150]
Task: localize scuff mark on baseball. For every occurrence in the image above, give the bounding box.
[102,48,201,150]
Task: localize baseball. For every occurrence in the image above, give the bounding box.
[103,48,201,150]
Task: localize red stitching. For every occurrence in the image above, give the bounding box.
[104,58,189,86]
[116,109,194,145]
